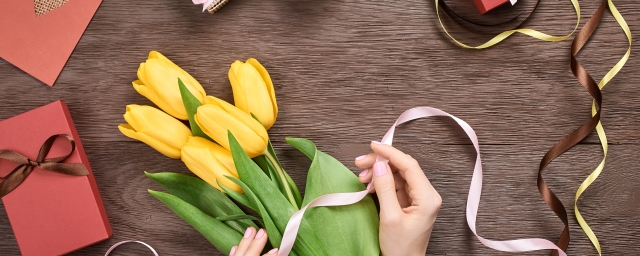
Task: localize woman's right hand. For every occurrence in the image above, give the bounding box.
[355,142,442,256]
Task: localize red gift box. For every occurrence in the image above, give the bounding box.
[0,101,112,255]
[473,0,516,14]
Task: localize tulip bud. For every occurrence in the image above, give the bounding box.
[195,96,269,158]
[181,137,242,193]
[118,105,192,159]
[228,58,278,129]
[133,51,206,120]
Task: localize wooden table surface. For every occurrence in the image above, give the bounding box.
[1,0,638,255]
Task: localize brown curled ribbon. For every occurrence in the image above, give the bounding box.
[0,134,89,197]
[538,1,608,255]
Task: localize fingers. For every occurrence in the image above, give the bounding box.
[370,143,432,196]
[354,153,376,169]
[263,248,279,256]
[232,227,269,256]
[372,161,402,216]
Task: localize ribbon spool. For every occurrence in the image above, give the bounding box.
[192,0,229,13]
[439,0,540,35]
[205,0,229,14]
[34,0,69,16]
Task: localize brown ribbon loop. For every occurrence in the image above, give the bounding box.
[538,1,607,255]
[0,134,89,197]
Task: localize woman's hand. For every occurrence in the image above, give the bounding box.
[229,227,278,256]
[355,142,442,256]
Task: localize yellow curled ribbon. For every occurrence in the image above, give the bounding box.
[435,0,580,48]
[575,1,631,254]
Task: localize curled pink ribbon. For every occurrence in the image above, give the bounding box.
[192,0,213,12]
[105,240,159,256]
[277,107,566,256]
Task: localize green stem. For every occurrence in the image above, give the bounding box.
[264,150,299,210]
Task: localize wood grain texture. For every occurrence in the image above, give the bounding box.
[0,0,638,255]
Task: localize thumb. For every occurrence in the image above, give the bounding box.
[372,161,401,215]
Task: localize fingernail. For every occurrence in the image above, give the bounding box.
[355,155,367,161]
[244,227,253,238]
[230,246,237,256]
[256,228,265,239]
[359,169,369,177]
[267,248,279,254]
[374,162,387,176]
[371,141,383,145]
[366,182,373,190]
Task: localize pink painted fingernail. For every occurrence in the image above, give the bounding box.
[256,228,265,239]
[244,227,253,238]
[366,182,373,190]
[230,246,237,256]
[371,141,383,145]
[355,155,367,161]
[267,248,279,254]
[374,162,387,176]
[359,169,369,177]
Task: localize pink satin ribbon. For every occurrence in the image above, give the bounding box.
[192,0,213,12]
[105,240,159,256]
[277,106,566,256]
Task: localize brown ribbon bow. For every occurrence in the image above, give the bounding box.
[0,134,89,197]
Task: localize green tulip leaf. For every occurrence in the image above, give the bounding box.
[217,179,256,212]
[228,132,328,256]
[145,172,256,233]
[149,190,242,255]
[253,154,289,201]
[223,175,284,251]
[286,138,380,256]
[216,214,263,226]
[266,140,304,208]
[178,78,211,140]
[253,155,280,184]
[263,139,303,208]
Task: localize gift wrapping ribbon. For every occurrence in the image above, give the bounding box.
[0,134,89,197]
[436,0,580,49]
[570,0,631,254]
[105,240,159,256]
[277,107,567,256]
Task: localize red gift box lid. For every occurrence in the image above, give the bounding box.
[472,0,513,14]
[0,101,112,256]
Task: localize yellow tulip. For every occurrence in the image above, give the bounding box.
[118,104,192,159]
[195,96,269,158]
[181,136,242,193]
[133,51,206,120]
[229,58,278,129]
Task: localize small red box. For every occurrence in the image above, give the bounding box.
[473,0,513,14]
[0,101,112,255]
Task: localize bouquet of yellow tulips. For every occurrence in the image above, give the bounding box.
[119,51,380,256]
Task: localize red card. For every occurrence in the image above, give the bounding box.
[0,101,112,256]
[0,0,102,86]
[472,0,511,14]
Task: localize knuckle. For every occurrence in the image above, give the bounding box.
[406,155,420,168]
[431,192,442,209]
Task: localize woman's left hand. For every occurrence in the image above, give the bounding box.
[229,227,278,256]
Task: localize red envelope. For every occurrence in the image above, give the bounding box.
[0,101,112,256]
[0,0,102,86]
